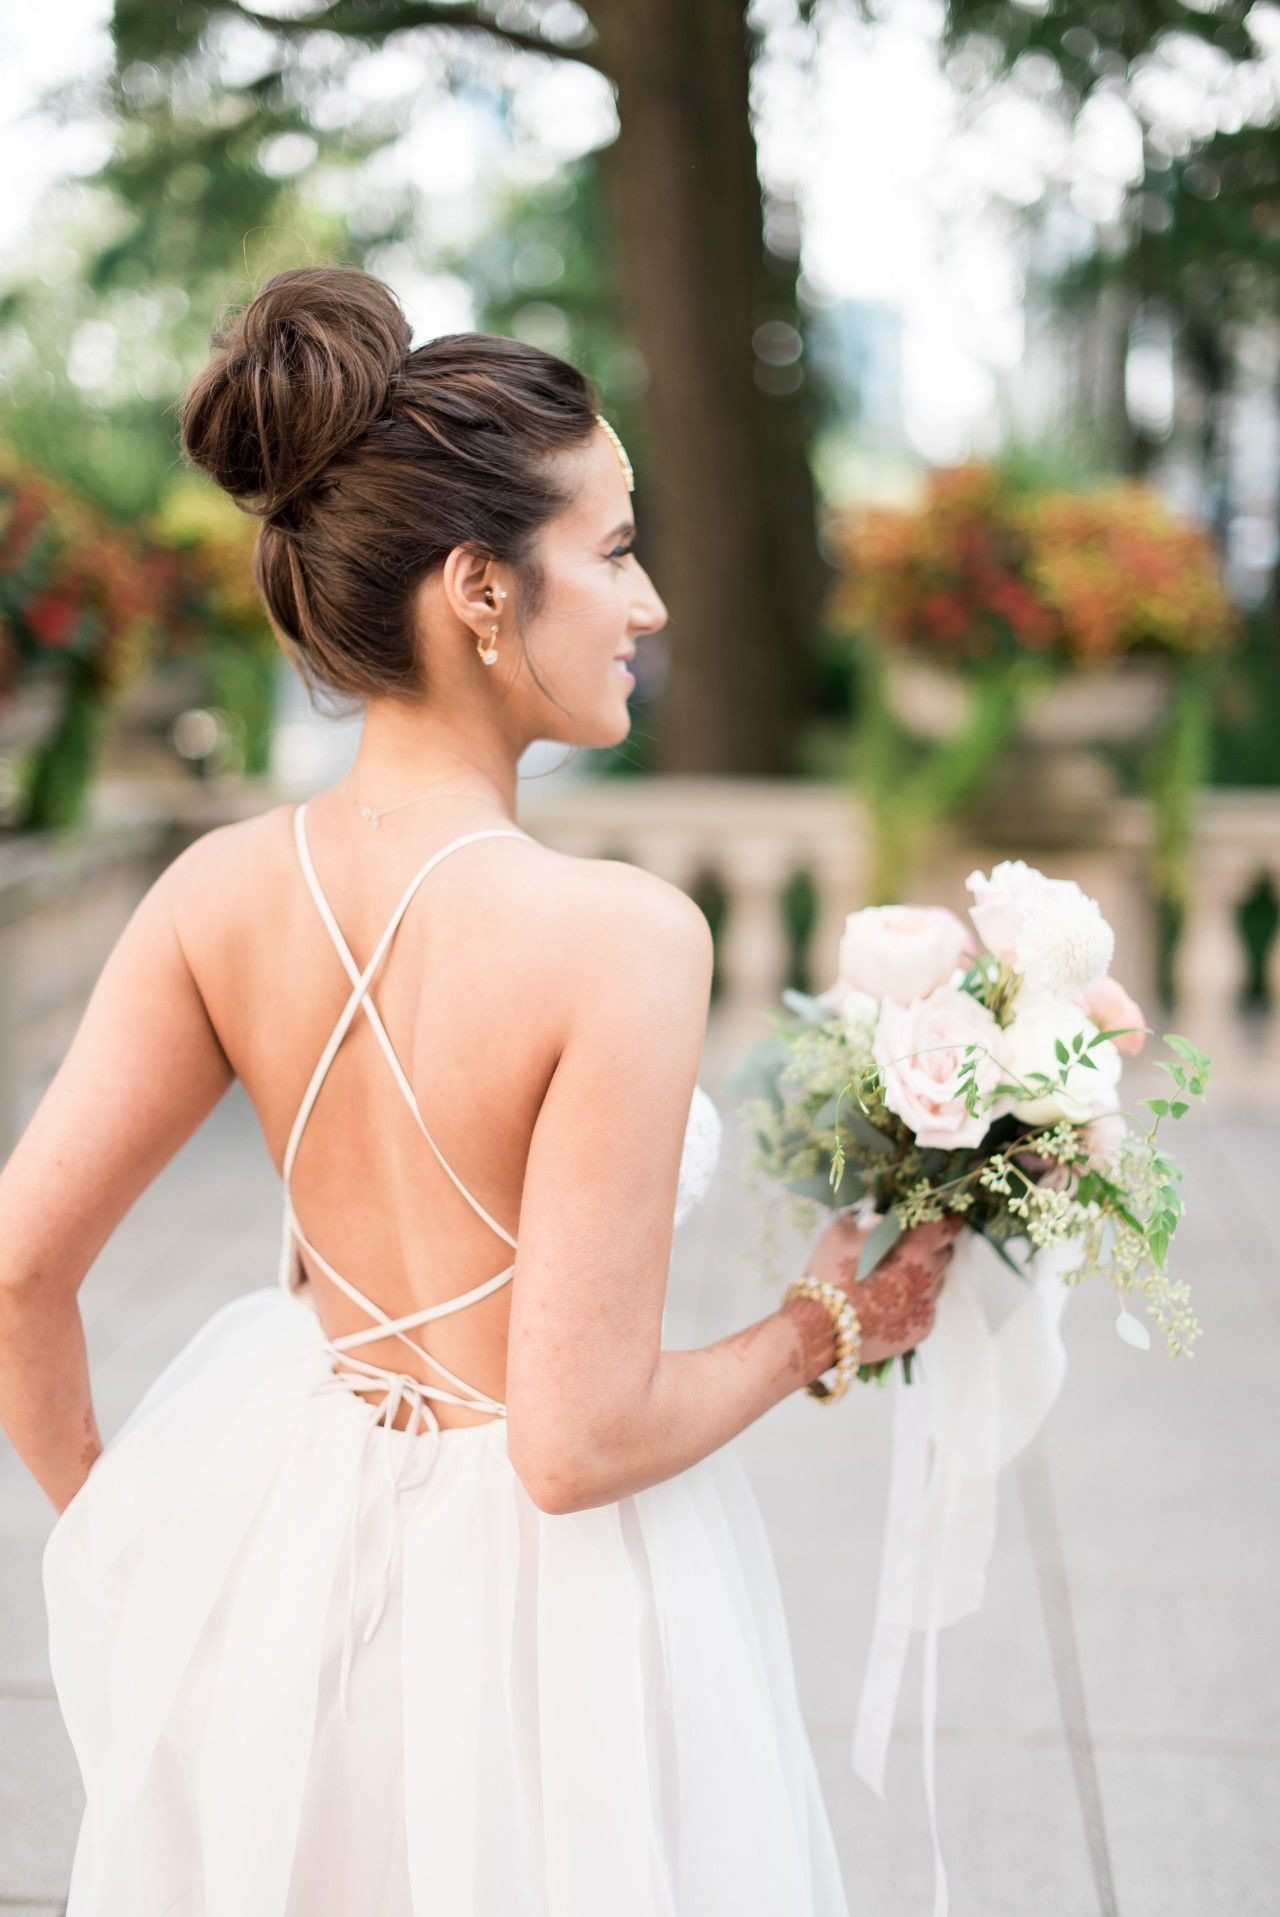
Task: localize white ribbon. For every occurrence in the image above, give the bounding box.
[850,1230,1075,1915]
[314,1357,451,1721]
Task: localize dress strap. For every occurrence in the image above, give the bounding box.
[284,800,530,1247]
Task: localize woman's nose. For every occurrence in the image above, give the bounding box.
[633,566,668,636]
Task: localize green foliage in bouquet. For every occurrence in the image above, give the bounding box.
[726,997,907,1384]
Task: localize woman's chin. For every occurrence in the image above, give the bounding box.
[541,685,635,752]
[580,698,635,751]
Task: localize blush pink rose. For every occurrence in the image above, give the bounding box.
[837,904,974,1007]
[965,860,1047,965]
[1076,975,1148,1056]
[872,986,1002,1149]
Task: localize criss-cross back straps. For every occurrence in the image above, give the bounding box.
[278,801,530,1351]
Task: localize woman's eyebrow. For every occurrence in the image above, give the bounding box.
[602,519,636,542]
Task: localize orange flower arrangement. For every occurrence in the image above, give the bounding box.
[1025,486,1236,662]
[829,463,1237,666]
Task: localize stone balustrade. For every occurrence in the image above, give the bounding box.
[0,775,1276,1153]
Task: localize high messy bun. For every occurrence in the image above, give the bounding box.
[179,265,600,700]
[180,266,410,524]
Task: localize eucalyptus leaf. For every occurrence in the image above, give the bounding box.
[1115,1308,1151,1350]
[856,1209,902,1279]
[973,1228,1030,1280]
[780,987,832,1025]
[723,1039,791,1107]
[784,1165,866,1209]
[841,1107,899,1154]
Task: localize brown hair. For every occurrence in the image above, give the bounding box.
[179,265,600,702]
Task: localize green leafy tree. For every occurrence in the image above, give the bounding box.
[0,67,402,518]
[941,0,1273,477]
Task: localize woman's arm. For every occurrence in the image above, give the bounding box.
[0,847,234,1513]
[503,862,954,1515]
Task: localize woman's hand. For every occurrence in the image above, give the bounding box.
[805,1208,963,1367]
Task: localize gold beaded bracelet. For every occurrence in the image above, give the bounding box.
[783,1276,864,1402]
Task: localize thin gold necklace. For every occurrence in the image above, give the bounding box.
[339,775,483,828]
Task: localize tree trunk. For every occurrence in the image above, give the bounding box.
[1270,358,1280,639]
[1185,316,1231,558]
[589,0,824,774]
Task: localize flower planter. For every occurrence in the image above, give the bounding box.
[883,654,1173,748]
[0,670,66,755]
[883,654,1174,845]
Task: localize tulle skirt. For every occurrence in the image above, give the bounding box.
[43,1286,850,1915]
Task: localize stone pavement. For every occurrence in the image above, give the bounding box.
[2,1033,1277,1916]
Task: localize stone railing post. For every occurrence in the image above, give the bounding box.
[1171,836,1254,1091]
[713,834,799,1055]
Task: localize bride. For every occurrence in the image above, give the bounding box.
[0,265,957,1915]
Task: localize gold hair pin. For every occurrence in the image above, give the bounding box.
[595,413,635,493]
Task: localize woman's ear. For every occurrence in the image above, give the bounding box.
[440,545,505,640]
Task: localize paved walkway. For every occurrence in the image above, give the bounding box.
[2,1029,1277,1915]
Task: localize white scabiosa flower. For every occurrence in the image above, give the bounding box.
[1012,880,1115,994]
[968,861,1114,995]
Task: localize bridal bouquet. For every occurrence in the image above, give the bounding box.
[727,860,1211,1916]
[728,859,1208,1377]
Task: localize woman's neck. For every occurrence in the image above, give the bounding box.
[344,696,523,824]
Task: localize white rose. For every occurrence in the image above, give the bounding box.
[968,861,1114,994]
[873,986,1003,1149]
[836,904,973,1007]
[998,989,1122,1125]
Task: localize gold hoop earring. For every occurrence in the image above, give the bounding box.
[477,621,500,666]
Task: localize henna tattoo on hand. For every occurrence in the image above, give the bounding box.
[802,1214,958,1364]
[857,1252,938,1351]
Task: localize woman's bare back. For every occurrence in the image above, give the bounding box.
[177,797,574,1427]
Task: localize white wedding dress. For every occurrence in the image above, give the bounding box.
[42,804,850,1917]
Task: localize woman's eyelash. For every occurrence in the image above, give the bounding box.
[609,543,636,561]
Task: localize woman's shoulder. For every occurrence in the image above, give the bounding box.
[524,847,714,1052]
[532,842,712,964]
[152,801,296,917]
[127,804,314,989]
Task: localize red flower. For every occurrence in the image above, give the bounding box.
[25,593,80,648]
